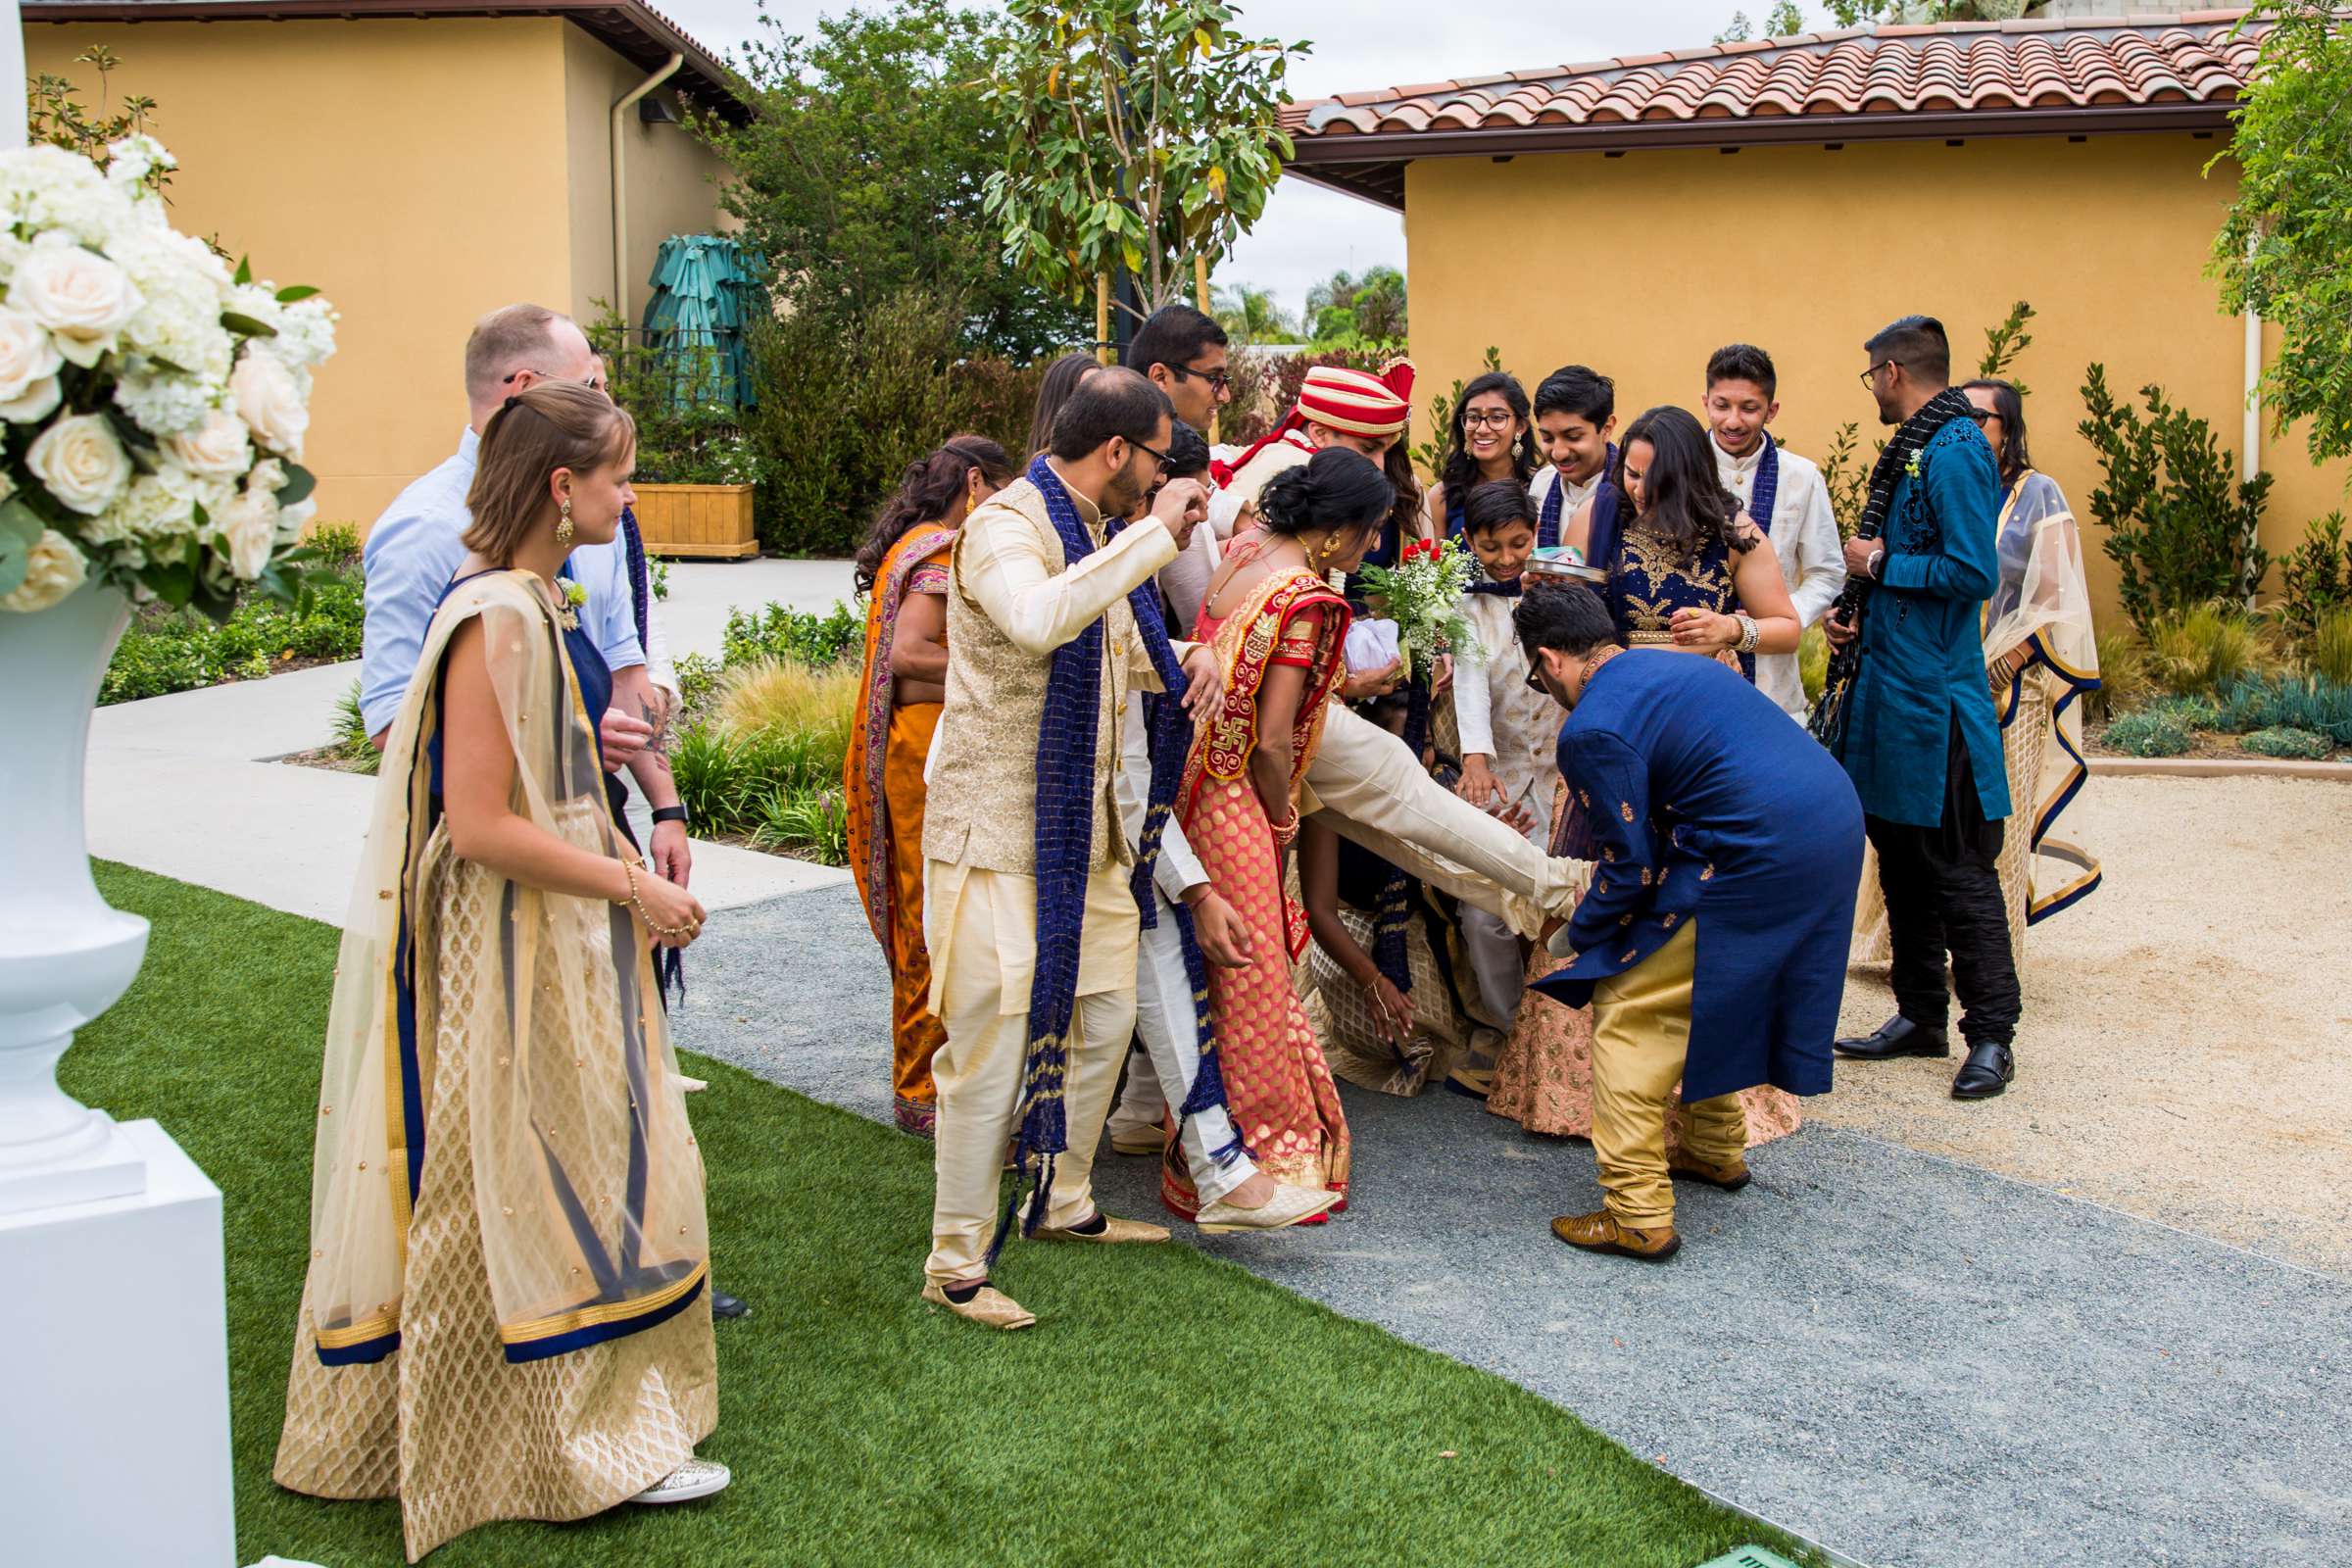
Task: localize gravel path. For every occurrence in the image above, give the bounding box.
[1827,774,2352,1275]
[672,877,2352,1568]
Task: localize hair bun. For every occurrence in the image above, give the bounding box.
[1257,466,1307,530]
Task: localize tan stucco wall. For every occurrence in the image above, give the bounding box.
[1401,133,2349,625]
[562,25,736,328]
[28,18,735,532]
[29,20,574,528]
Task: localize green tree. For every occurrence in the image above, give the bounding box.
[982,0,1306,329]
[1212,283,1296,343]
[2211,2,2352,469]
[1716,4,1805,44]
[1305,266,1406,350]
[692,0,1083,360]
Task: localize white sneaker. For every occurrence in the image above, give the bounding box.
[632,1456,731,1504]
[1196,1183,1340,1234]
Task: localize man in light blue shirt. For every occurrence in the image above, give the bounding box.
[360,303,692,887]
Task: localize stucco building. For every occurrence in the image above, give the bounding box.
[26,0,745,526]
[1285,10,2347,623]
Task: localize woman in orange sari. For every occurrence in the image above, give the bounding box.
[845,436,1014,1136]
[1165,449,1393,1217]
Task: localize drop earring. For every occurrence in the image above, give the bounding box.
[556,496,574,547]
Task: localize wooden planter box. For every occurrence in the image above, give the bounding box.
[633,482,758,560]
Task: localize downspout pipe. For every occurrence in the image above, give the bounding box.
[612,53,685,327]
[2242,230,2263,609]
[2241,233,2262,486]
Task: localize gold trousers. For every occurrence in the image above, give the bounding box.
[1589,922,1747,1230]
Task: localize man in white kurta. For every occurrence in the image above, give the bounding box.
[1703,344,1846,718]
[919,372,1187,1329]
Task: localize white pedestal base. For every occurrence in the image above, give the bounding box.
[1,1119,235,1568]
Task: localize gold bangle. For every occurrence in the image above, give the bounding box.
[1269,811,1300,847]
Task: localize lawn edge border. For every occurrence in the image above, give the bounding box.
[2087,756,2352,780]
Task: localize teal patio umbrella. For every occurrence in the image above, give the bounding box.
[640,234,768,412]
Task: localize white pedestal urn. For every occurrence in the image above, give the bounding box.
[0,577,151,1213]
[0,580,240,1568]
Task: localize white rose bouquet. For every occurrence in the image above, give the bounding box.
[0,136,336,615]
[1352,533,1483,680]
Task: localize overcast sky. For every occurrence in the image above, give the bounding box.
[654,1,1846,324]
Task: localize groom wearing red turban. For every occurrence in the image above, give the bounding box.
[1206,359,1416,543]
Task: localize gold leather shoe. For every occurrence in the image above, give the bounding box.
[1667,1152,1752,1192]
[1032,1211,1171,1245]
[1550,1208,1681,1261]
[920,1282,1038,1330]
[1108,1126,1166,1156]
[1196,1183,1340,1235]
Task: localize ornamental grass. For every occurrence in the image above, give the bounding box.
[669,657,860,865]
[2146,603,2281,699]
[2310,608,2352,687]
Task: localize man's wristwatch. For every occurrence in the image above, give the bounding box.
[651,806,689,827]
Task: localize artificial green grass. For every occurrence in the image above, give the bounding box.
[68,861,1812,1568]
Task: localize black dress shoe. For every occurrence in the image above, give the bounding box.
[710,1289,749,1320]
[1834,1015,1950,1061]
[1950,1041,2015,1100]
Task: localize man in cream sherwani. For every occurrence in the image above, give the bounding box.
[920,369,1207,1332]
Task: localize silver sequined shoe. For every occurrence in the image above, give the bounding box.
[632,1456,731,1505]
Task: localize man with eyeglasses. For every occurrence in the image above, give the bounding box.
[1124,304,1232,434]
[917,368,1224,1330]
[1825,314,2022,1102]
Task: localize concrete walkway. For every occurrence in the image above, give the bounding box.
[85,560,859,923]
[669,878,2352,1568]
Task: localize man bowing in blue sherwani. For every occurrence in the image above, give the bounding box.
[1519,586,1865,1261]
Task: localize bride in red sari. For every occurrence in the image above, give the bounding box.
[1165,449,1395,1217]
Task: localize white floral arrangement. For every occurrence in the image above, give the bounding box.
[0,136,335,615]
[1353,534,1484,679]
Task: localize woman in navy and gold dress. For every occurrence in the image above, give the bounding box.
[1489,404,1806,1147]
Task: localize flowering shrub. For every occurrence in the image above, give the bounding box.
[1354,534,1480,679]
[0,138,334,617]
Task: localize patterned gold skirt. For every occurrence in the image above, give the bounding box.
[1306,905,1477,1097]
[273,827,716,1562]
[1851,674,2047,971]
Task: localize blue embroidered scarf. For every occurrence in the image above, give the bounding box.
[1741,432,1783,542]
[1536,443,1616,550]
[994,456,1232,1259]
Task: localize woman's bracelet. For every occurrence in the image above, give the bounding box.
[1268,811,1300,848]
[1734,614,1761,655]
[617,855,696,940]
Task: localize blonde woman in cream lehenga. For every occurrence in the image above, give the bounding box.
[1853,378,2102,969]
[273,382,724,1561]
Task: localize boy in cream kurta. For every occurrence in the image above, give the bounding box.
[920,424,1184,1327]
[1449,483,1558,1026]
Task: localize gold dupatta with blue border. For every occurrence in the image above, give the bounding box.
[302,569,708,1367]
[1982,470,2103,922]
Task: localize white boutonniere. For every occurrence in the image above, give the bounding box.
[555,575,586,630]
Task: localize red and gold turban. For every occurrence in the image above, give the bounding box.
[1212,357,1416,486]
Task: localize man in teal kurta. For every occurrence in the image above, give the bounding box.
[1825,316,2021,1101]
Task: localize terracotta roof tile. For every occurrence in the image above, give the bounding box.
[1292,11,2261,144]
